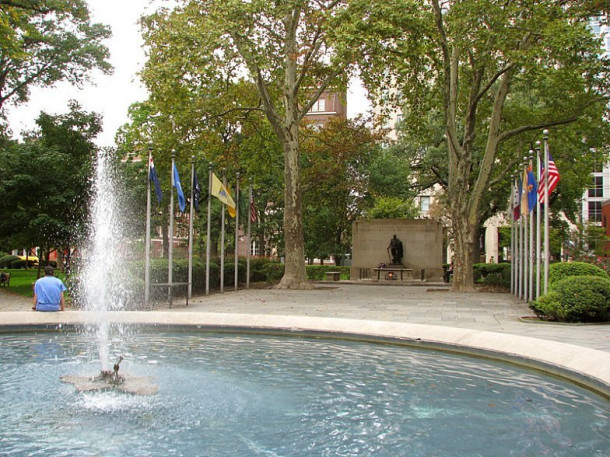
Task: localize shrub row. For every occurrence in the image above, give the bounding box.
[473,263,511,288]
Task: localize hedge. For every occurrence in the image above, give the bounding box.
[548,262,608,287]
[530,275,610,323]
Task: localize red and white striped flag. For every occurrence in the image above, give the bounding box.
[537,154,560,204]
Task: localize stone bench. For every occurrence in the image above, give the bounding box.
[325,271,341,281]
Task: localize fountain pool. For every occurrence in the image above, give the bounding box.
[1,329,608,456]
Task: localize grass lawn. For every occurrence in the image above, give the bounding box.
[1,269,67,298]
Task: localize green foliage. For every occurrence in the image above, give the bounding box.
[473,263,511,289]
[260,262,285,283]
[305,265,350,280]
[530,276,610,323]
[365,196,420,220]
[548,262,608,286]
[0,255,19,268]
[0,103,101,254]
[0,0,111,110]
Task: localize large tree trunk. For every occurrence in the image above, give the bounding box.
[277,129,309,289]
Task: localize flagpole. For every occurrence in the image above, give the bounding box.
[188,155,195,300]
[535,141,542,299]
[234,171,240,291]
[206,163,212,296]
[169,150,175,304]
[145,144,152,308]
[527,149,538,300]
[247,177,252,290]
[522,158,528,301]
[510,174,515,295]
[517,214,522,298]
[543,130,550,294]
[220,171,226,293]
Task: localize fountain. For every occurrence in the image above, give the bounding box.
[60,149,158,395]
[1,150,608,455]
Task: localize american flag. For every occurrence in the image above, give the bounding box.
[537,154,560,204]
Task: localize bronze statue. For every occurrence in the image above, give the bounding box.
[388,234,403,264]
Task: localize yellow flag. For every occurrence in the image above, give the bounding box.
[211,172,236,217]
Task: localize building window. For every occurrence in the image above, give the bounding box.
[589,201,602,222]
[589,175,603,198]
[310,98,326,113]
[420,196,430,213]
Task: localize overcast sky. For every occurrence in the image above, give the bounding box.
[5,0,370,148]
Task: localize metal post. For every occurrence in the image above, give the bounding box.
[206,163,212,296]
[188,155,195,299]
[543,130,550,294]
[234,171,240,291]
[144,144,152,307]
[528,151,535,301]
[220,171,226,293]
[247,178,252,290]
[535,141,542,299]
[169,151,176,305]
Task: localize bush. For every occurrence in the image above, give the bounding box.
[260,262,285,282]
[0,255,19,268]
[548,262,608,286]
[530,275,610,322]
[305,265,350,280]
[473,263,511,289]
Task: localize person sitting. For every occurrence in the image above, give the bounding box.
[444,262,454,283]
[33,266,66,312]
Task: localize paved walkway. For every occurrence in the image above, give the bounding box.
[2,281,609,352]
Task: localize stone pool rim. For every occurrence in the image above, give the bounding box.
[2,310,609,399]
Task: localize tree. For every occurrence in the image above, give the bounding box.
[301,117,384,263]
[0,102,101,261]
[354,0,610,291]
[140,0,358,289]
[0,0,111,112]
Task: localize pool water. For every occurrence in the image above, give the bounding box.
[0,330,608,456]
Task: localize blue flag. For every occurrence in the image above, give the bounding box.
[527,163,537,213]
[173,163,186,212]
[149,156,163,204]
[193,172,201,212]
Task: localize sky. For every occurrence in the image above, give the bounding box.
[5,0,370,148]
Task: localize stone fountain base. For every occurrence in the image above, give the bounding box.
[60,356,158,396]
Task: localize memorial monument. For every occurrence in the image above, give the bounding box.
[351,219,444,281]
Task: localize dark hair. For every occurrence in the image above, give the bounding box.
[44,266,55,276]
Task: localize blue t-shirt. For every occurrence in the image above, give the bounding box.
[34,276,67,312]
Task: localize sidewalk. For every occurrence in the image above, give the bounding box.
[2,282,610,352]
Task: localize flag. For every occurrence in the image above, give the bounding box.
[250,200,256,222]
[149,156,163,204]
[520,168,529,217]
[538,154,560,204]
[193,173,201,212]
[527,161,537,212]
[211,172,236,216]
[512,178,520,221]
[173,163,186,212]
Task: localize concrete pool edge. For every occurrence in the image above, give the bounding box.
[2,310,609,398]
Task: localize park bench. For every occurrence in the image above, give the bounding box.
[151,282,190,308]
[0,272,10,287]
[325,271,341,281]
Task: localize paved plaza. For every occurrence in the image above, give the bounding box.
[1,281,610,393]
